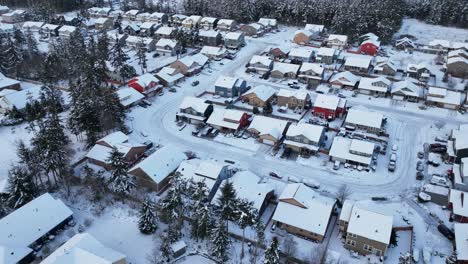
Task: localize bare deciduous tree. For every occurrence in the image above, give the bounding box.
[282,235,297,264]
[336,184,351,207]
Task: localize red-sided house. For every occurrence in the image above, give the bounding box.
[360,39,380,56]
[206,108,250,133]
[127,73,162,97]
[313,94,347,120]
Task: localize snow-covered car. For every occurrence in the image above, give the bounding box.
[333,160,340,170]
[269,172,282,179]
[303,179,320,189]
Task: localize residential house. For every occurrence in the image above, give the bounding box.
[200,17,218,30]
[176,96,213,124]
[426,87,462,110]
[284,123,325,155]
[156,67,185,86]
[247,55,273,75]
[270,62,300,79]
[108,10,123,19]
[128,145,186,192]
[128,73,163,97]
[406,63,431,82]
[170,54,208,76]
[126,36,156,51]
[304,24,325,36]
[182,15,202,29]
[395,37,416,50]
[298,63,324,87]
[0,5,9,15]
[40,24,60,38]
[88,7,111,17]
[58,25,76,39]
[344,55,372,73]
[449,125,468,163]
[357,76,391,96]
[139,22,160,37]
[272,183,335,241]
[241,85,276,107]
[293,30,312,45]
[217,19,236,31]
[277,89,310,110]
[0,193,73,264]
[289,47,314,63]
[447,56,468,78]
[136,12,151,22]
[123,9,140,20]
[329,71,360,89]
[327,34,348,49]
[453,158,468,192]
[0,72,20,91]
[312,94,347,120]
[198,30,222,46]
[149,12,168,24]
[391,80,423,102]
[207,108,250,133]
[171,14,188,27]
[454,224,468,264]
[0,85,42,113]
[95,17,112,31]
[258,18,278,31]
[214,171,274,217]
[316,47,336,64]
[359,32,379,42]
[200,45,227,60]
[86,131,146,169]
[177,159,231,200]
[329,137,375,167]
[214,76,248,98]
[117,87,145,108]
[449,189,468,223]
[248,115,289,145]
[448,49,468,60]
[22,21,45,32]
[344,108,384,134]
[422,184,449,205]
[107,33,127,45]
[451,42,468,51]
[155,26,176,39]
[1,9,26,23]
[268,47,288,60]
[123,23,140,35]
[429,39,450,53]
[360,38,380,56]
[240,23,264,37]
[373,58,397,76]
[224,32,245,49]
[341,202,393,257]
[155,38,179,56]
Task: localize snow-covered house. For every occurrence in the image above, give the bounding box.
[426,87,462,110]
[200,17,218,30]
[329,137,375,167]
[1,9,26,23]
[58,25,76,39]
[272,183,335,242]
[293,30,312,45]
[198,30,222,46]
[304,24,325,36]
[149,12,168,24]
[373,58,397,76]
[214,170,275,216]
[312,94,347,120]
[176,96,213,124]
[123,9,140,20]
[22,21,45,32]
[0,5,9,15]
[391,80,423,102]
[125,36,156,51]
[357,76,391,96]
[406,63,431,82]
[214,76,248,98]
[316,47,336,64]
[40,23,61,38]
[128,145,187,192]
[136,12,151,22]
[428,39,450,52]
[449,189,468,223]
[108,10,123,18]
[155,26,176,39]
[344,55,372,73]
[217,19,236,31]
[327,34,348,49]
[277,89,310,110]
[206,108,250,133]
[0,193,73,264]
[139,22,161,37]
[240,23,264,37]
[257,18,278,31]
[288,47,314,63]
[360,38,380,56]
[284,123,325,155]
[155,38,179,56]
[107,33,127,45]
[329,71,360,89]
[241,85,276,108]
[41,233,126,264]
[95,17,112,31]
[270,62,300,79]
[224,32,245,49]
[449,124,468,163]
[124,23,141,35]
[182,15,202,29]
[170,54,208,76]
[422,184,449,205]
[0,72,20,91]
[128,73,163,97]
[86,131,147,169]
[171,14,188,26]
[247,115,288,145]
[454,224,468,263]
[200,46,227,60]
[156,67,185,87]
[0,85,41,113]
[177,159,230,200]
[247,55,273,75]
[117,87,145,108]
[447,56,468,78]
[340,201,393,257]
[453,158,468,192]
[344,108,384,134]
[395,37,416,50]
[298,63,324,86]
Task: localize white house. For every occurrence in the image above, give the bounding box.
[358,76,391,96]
[329,137,375,167]
[344,108,384,134]
[327,34,348,49]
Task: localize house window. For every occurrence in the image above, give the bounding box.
[364,244,373,252]
[346,239,356,247]
[349,233,357,238]
[375,249,382,256]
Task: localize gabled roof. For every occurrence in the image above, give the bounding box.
[149,12,166,19]
[329,137,374,165]
[299,63,324,75]
[248,115,288,139]
[179,96,210,113]
[155,26,174,35]
[374,58,397,72]
[305,24,324,33]
[358,77,391,93]
[289,47,314,59]
[330,71,360,86]
[328,34,347,43]
[391,80,422,98]
[207,108,246,130]
[272,62,300,75]
[347,206,393,245]
[215,76,242,89]
[258,18,277,27]
[313,94,340,110]
[429,39,450,48]
[200,45,226,56]
[98,131,128,146]
[140,21,158,29]
[156,38,177,48]
[22,21,45,28]
[198,29,220,38]
[249,55,272,67]
[242,85,276,102]
[277,89,308,100]
[286,123,324,143]
[344,55,372,69]
[225,32,243,40]
[395,37,415,48]
[317,47,335,57]
[0,72,20,89]
[218,19,235,26]
[361,38,380,47]
[345,108,383,129]
[117,87,145,107]
[200,17,217,23]
[360,32,379,41]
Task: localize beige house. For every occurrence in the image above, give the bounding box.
[217,19,236,31]
[293,30,312,45]
[247,55,273,74]
[298,63,324,86]
[247,116,288,145]
[200,17,218,30]
[270,62,300,79]
[95,17,112,31]
[241,85,276,107]
[182,15,202,29]
[426,86,462,110]
[272,183,335,241]
[357,76,391,96]
[284,123,324,155]
[373,59,397,76]
[277,89,310,109]
[327,34,348,49]
[447,56,468,78]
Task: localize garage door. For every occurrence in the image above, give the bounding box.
[393,95,404,101]
[263,139,275,145]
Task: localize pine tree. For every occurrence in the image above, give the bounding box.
[236,198,257,258]
[210,217,230,263]
[159,233,173,261]
[6,165,36,209]
[110,37,135,81]
[136,38,148,73]
[264,237,280,264]
[160,172,186,222]
[138,198,158,234]
[216,181,238,230]
[250,220,266,264]
[263,100,273,115]
[96,32,110,82]
[107,147,134,195]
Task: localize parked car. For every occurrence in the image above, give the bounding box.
[303,179,320,189]
[191,81,200,86]
[416,171,424,180]
[418,151,424,159]
[269,172,282,179]
[138,102,148,108]
[429,143,447,153]
[388,161,396,172]
[192,128,200,136]
[437,224,454,240]
[142,99,152,106]
[152,53,160,58]
[143,141,154,149]
[416,161,425,171]
[392,144,398,152]
[390,153,397,162]
[169,87,177,92]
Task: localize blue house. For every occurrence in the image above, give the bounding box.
[214,76,248,98]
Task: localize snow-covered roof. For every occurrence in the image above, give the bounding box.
[190,53,209,66]
[195,160,225,180]
[218,19,235,26]
[304,24,324,33]
[448,56,468,65]
[124,9,140,16]
[453,125,468,151]
[117,87,144,107]
[86,144,133,162]
[155,26,174,35]
[273,183,335,236]
[177,159,218,191]
[406,63,428,73]
[429,39,450,48]
[0,193,72,263]
[200,17,217,23]
[258,18,277,27]
[450,189,468,217]
[317,47,335,57]
[98,131,128,146]
[136,12,151,19]
[198,29,220,38]
[0,85,41,110]
[339,200,355,222]
[140,21,158,29]
[426,87,461,106]
[391,80,423,98]
[422,184,449,196]
[224,32,243,40]
[361,32,379,41]
[22,21,45,29]
[345,108,383,130]
[200,45,226,56]
[242,85,276,102]
[455,223,468,261]
[247,23,263,30]
[156,67,184,84]
[452,42,468,50]
[330,71,360,86]
[149,12,166,19]
[130,73,159,88]
[179,96,210,113]
[0,73,20,89]
[361,38,380,47]
[299,63,324,75]
[328,34,347,43]
[129,145,186,184]
[313,94,340,110]
[286,123,324,143]
[41,233,126,264]
[277,89,308,100]
[249,55,272,67]
[248,115,288,139]
[156,38,177,48]
[347,206,393,245]
[374,58,397,72]
[358,77,391,93]
[289,47,314,59]
[207,108,246,130]
[272,62,300,75]
[294,29,312,37]
[395,37,415,47]
[214,76,242,89]
[172,14,187,20]
[42,23,60,30]
[0,23,14,32]
[0,5,9,12]
[170,241,186,253]
[329,137,374,165]
[344,55,372,69]
[183,15,202,24]
[58,25,76,34]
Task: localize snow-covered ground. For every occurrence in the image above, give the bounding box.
[396,18,468,44]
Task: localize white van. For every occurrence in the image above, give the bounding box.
[390,153,397,162]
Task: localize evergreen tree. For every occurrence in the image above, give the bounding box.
[136,38,148,73]
[159,233,173,261]
[210,217,230,263]
[6,165,36,209]
[216,181,238,229]
[250,220,266,264]
[100,86,127,132]
[40,53,62,85]
[263,100,273,115]
[236,198,257,258]
[107,147,134,195]
[110,37,135,81]
[138,197,158,234]
[96,32,110,82]
[160,172,186,222]
[264,237,280,264]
